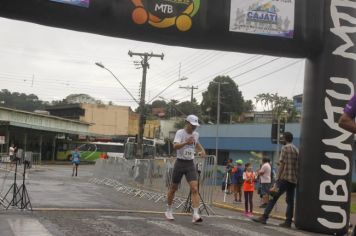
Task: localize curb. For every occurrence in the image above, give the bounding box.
[212,202,286,221]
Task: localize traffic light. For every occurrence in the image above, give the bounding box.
[271,122,285,144]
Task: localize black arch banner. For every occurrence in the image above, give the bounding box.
[0,1,355,235]
[0,0,322,57]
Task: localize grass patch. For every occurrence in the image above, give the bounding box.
[351,203,356,214]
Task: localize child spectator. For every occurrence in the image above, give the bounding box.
[232,159,244,203]
[243,162,255,217]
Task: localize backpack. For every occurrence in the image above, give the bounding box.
[236,167,244,184]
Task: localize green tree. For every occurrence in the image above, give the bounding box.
[174,119,186,129]
[51,94,103,105]
[166,99,180,118]
[176,99,201,117]
[201,76,244,124]
[243,100,255,112]
[151,100,167,109]
[0,89,45,111]
[255,93,298,122]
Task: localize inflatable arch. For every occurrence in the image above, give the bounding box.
[0,0,355,234]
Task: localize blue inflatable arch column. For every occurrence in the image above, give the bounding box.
[0,0,355,234]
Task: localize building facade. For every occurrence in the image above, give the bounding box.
[46,104,132,136]
[0,106,90,161]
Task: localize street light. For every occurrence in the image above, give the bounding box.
[148,77,188,104]
[212,81,229,202]
[211,81,229,161]
[95,62,140,105]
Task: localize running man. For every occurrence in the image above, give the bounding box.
[71,147,80,177]
[165,115,206,223]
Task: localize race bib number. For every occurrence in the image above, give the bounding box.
[183,148,194,159]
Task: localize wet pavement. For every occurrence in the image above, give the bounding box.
[0,164,329,235]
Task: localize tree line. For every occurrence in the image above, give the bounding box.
[0,75,299,124]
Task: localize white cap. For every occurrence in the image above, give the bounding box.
[186,115,200,126]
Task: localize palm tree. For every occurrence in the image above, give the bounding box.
[255,93,297,122]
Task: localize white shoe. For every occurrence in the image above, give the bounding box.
[165,211,174,220]
[192,214,203,223]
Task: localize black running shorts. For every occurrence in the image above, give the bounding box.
[171,159,197,184]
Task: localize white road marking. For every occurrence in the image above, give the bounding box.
[8,218,52,236]
[101,215,146,221]
[148,220,208,236]
[264,226,313,236]
[206,214,251,222]
[211,223,269,236]
[81,219,135,236]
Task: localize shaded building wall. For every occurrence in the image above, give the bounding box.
[144,120,160,139]
[128,112,139,137]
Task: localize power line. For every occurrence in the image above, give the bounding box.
[0,76,140,92]
[148,51,223,89]
[179,85,199,103]
[239,60,303,87]
[147,50,208,81]
[291,60,304,96]
[174,58,301,103]
[169,55,264,100]
[230,57,281,80]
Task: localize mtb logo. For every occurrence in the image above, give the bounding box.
[131,0,200,31]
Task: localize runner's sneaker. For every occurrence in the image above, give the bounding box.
[165,210,174,220]
[192,214,203,223]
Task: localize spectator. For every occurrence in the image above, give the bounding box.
[225,159,234,194]
[232,159,244,203]
[14,146,20,164]
[257,157,271,208]
[99,152,107,159]
[243,162,255,217]
[253,132,299,228]
[256,164,263,205]
[9,144,15,162]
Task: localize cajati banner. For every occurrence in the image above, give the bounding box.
[229,0,295,38]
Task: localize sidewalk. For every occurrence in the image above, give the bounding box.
[212,188,287,219]
[211,187,356,225]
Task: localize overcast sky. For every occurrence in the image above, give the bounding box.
[0,17,305,111]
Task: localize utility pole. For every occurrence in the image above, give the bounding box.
[179,85,198,113]
[129,51,164,159]
[179,85,198,104]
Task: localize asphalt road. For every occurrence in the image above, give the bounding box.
[0,164,327,236]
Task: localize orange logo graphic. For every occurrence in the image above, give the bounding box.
[131,0,200,32]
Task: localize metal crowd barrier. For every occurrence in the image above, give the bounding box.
[31,153,42,167]
[0,153,10,163]
[0,152,41,168]
[90,155,217,212]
